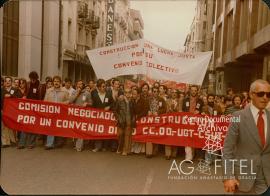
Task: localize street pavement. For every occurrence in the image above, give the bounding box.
[1,141,227,195]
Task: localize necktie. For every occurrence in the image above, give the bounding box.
[257,111,265,147]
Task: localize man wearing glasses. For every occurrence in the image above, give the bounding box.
[223,79,270,195]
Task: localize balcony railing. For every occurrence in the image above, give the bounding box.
[92,16,100,29]
[78,2,88,19]
[76,43,91,56]
[91,29,97,36]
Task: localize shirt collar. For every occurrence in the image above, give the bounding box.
[250,102,265,117]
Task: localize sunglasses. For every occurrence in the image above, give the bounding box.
[253,91,270,98]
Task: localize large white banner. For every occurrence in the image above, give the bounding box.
[86,39,212,85]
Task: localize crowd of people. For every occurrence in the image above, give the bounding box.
[2,72,270,162]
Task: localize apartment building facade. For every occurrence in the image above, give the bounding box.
[1,0,144,83]
[185,0,270,95]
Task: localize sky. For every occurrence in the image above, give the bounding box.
[130,0,196,51]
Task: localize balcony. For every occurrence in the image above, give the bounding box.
[78,2,88,19]
[91,29,97,36]
[92,16,100,29]
[78,9,100,30]
[85,10,94,26]
[76,43,91,59]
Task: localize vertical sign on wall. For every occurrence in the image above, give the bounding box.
[106,0,115,46]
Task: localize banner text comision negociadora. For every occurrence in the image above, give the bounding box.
[2,98,238,148]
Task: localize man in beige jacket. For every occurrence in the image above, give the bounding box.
[44,76,69,150]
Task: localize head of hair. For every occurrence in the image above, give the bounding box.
[52,75,62,82]
[19,78,27,84]
[76,79,83,84]
[88,79,95,83]
[226,87,233,94]
[96,79,106,88]
[112,78,120,85]
[152,86,159,92]
[224,96,232,102]
[29,71,39,80]
[131,85,138,90]
[5,76,12,82]
[207,93,215,99]
[190,85,199,90]
[64,78,72,83]
[140,82,149,90]
[153,81,160,87]
[132,87,139,94]
[249,79,270,92]
[159,84,167,93]
[45,76,52,83]
[171,89,179,96]
[232,94,243,103]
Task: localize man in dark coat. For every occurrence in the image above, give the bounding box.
[91,79,114,152]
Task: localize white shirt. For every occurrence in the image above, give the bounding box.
[64,87,76,97]
[98,90,106,103]
[250,103,268,142]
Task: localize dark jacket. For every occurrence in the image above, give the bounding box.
[39,83,47,100]
[27,80,41,100]
[182,97,204,114]
[114,98,136,128]
[135,94,150,120]
[2,87,22,110]
[91,89,114,109]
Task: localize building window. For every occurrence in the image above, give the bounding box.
[239,0,248,42]
[216,25,222,58]
[204,0,207,15]
[68,19,72,42]
[203,21,206,29]
[226,12,233,52]
[2,1,19,77]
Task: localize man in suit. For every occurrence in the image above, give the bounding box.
[222,79,270,194]
[91,79,114,152]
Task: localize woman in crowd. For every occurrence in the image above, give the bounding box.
[18,78,28,98]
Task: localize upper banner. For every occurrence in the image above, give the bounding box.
[2,98,237,148]
[86,39,212,85]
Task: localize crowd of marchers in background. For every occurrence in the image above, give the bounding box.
[1,72,270,162]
